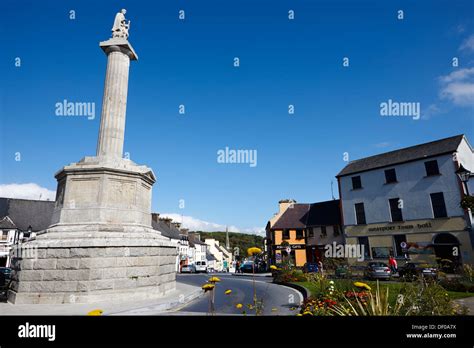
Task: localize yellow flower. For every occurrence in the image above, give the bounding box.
[236,303,243,309]
[353,282,371,291]
[202,283,215,291]
[303,311,313,316]
[208,276,221,283]
[247,247,262,256]
[296,313,303,316]
[87,309,103,316]
[225,289,232,295]
[270,265,279,270]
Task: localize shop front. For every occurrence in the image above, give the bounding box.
[344,217,473,267]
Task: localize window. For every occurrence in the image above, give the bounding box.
[425,160,440,176]
[296,229,304,239]
[282,229,290,239]
[389,198,403,222]
[355,203,366,225]
[352,176,362,189]
[358,236,371,259]
[321,226,327,237]
[430,192,448,218]
[393,234,407,257]
[333,225,341,237]
[384,169,397,183]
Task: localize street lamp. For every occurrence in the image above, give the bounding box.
[456,164,471,196]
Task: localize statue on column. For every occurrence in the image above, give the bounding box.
[112,9,130,39]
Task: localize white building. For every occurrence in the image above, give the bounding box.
[0,198,56,268]
[0,217,19,267]
[205,238,233,272]
[337,134,474,267]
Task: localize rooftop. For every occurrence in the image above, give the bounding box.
[271,203,310,230]
[0,198,55,231]
[337,134,466,177]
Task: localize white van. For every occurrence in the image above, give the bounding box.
[195,261,208,273]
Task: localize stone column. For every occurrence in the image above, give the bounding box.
[96,40,138,159]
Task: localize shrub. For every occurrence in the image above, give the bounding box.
[273,269,306,283]
[399,279,468,315]
[439,277,474,293]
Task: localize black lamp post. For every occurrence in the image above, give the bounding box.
[456,164,471,196]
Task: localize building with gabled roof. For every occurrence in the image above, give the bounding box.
[337,134,474,268]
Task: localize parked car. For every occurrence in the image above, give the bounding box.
[0,268,12,283]
[0,267,12,301]
[181,264,197,273]
[240,261,254,273]
[335,265,351,278]
[398,262,438,281]
[364,262,391,280]
[195,261,208,273]
[302,262,319,273]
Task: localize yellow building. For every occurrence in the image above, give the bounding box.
[266,199,343,267]
[266,201,309,267]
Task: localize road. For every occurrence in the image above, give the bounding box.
[175,273,302,315]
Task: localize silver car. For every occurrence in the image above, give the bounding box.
[181,264,196,273]
[364,262,391,280]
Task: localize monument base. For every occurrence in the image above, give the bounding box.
[8,224,177,305]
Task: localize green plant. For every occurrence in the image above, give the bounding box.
[399,279,468,315]
[273,269,306,283]
[330,281,402,316]
[439,277,474,293]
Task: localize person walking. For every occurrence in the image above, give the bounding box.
[388,256,398,274]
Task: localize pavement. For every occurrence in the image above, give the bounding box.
[0,282,204,316]
[454,296,474,315]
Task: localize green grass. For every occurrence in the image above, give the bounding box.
[295,279,473,306]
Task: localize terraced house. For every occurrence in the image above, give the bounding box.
[266,199,343,267]
[337,134,474,268]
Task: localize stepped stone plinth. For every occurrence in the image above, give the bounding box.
[8,9,177,304]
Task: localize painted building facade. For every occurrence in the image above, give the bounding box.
[337,134,474,267]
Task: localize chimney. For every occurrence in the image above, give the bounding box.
[151,213,160,222]
[159,217,172,227]
[171,222,181,229]
[278,199,296,214]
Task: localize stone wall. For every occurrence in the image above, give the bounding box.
[8,245,176,304]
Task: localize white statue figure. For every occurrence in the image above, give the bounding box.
[112,9,130,39]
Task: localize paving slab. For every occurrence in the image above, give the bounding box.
[0,282,202,316]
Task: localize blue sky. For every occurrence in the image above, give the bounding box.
[1,0,473,234]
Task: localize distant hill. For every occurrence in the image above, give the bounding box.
[192,231,264,260]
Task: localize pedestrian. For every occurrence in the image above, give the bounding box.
[388,256,398,274]
[317,259,324,275]
[235,260,240,273]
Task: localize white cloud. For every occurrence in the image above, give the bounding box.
[160,213,265,236]
[460,35,474,52]
[439,68,474,106]
[0,183,56,201]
